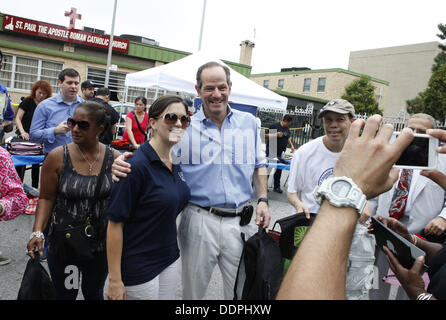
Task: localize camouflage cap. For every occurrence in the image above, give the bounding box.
[318,99,355,118]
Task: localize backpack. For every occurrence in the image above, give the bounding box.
[269,212,317,260]
[233,224,284,300]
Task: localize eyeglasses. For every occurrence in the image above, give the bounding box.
[67,118,90,130]
[160,113,191,129]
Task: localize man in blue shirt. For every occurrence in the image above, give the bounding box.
[30,68,83,154]
[0,50,15,144]
[112,61,270,300]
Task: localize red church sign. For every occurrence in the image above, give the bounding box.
[2,14,129,53]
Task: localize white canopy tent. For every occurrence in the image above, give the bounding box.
[124,51,288,112]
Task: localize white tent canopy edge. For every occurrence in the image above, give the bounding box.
[124,51,288,112]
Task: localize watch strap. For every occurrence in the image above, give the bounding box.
[257,197,269,205]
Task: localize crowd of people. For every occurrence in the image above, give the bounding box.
[1,46,445,300]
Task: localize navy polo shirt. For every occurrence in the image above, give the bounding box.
[107,142,191,286]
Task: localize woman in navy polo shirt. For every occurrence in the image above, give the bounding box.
[106,95,191,300]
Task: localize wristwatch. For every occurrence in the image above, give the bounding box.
[257,197,269,205]
[313,176,366,215]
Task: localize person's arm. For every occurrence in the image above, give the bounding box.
[277,115,414,300]
[26,147,62,259]
[286,192,310,218]
[0,152,28,221]
[253,166,270,228]
[125,116,139,149]
[15,108,29,140]
[29,104,70,144]
[106,221,126,300]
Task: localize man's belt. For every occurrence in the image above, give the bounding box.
[193,204,254,226]
[201,206,244,218]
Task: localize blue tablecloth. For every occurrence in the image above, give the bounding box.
[11,155,45,166]
[265,162,291,171]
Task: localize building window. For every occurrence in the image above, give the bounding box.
[0,53,63,93]
[317,77,326,92]
[87,67,127,102]
[303,78,311,92]
[263,79,269,88]
[278,79,284,89]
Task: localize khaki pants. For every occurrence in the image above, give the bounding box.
[178,204,255,300]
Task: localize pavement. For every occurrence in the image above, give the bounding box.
[0,161,293,300]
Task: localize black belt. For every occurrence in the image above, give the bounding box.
[201,206,245,218]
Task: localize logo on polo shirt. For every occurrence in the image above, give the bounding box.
[178,171,186,182]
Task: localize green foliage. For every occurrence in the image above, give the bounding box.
[341,75,382,115]
[420,63,446,121]
[406,96,424,115]
[406,23,446,119]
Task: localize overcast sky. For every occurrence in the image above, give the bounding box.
[2,0,446,74]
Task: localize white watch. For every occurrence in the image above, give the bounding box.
[313,176,366,215]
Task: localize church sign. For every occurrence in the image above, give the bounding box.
[2,14,129,53]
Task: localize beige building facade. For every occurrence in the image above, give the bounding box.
[250,68,389,114]
[348,42,441,117]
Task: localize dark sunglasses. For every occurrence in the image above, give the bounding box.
[161,113,191,128]
[67,118,90,130]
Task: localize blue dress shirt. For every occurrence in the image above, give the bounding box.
[30,94,83,153]
[174,105,266,209]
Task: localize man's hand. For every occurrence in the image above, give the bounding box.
[54,120,70,135]
[2,121,13,133]
[383,246,427,300]
[255,201,270,228]
[424,216,446,236]
[420,169,446,190]
[334,115,414,199]
[369,215,412,242]
[111,152,134,182]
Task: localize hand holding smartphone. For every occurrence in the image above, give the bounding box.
[389,132,439,170]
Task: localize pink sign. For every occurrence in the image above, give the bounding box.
[2,14,129,53]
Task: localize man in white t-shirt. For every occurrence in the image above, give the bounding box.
[287,99,375,300]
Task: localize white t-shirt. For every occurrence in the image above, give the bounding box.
[287,136,340,214]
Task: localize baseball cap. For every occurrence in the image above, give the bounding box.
[81,80,96,89]
[96,87,110,96]
[318,99,355,118]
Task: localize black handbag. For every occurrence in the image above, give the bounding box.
[17,255,56,300]
[51,158,106,264]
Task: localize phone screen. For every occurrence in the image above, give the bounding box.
[395,135,429,167]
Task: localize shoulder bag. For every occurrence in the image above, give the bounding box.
[131,111,147,141]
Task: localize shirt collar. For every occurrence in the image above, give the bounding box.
[55,94,83,105]
[194,103,234,123]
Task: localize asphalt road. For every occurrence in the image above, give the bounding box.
[0,164,292,300]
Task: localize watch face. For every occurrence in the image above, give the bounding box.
[331,180,351,197]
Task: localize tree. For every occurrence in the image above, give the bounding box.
[432,23,446,72]
[406,23,446,117]
[341,75,382,116]
[406,95,424,115]
[420,63,446,122]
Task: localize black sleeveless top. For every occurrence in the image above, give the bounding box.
[48,144,114,253]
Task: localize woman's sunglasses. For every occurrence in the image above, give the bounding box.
[67,118,90,130]
[160,113,191,129]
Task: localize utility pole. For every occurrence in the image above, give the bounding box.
[105,0,118,87]
[198,0,207,51]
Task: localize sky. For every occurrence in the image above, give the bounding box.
[1,0,446,74]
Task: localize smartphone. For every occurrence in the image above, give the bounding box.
[389,132,438,170]
[371,217,428,271]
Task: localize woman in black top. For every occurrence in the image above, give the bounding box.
[27,101,121,300]
[14,80,52,188]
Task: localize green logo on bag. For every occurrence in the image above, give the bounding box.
[294,226,309,247]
